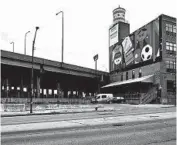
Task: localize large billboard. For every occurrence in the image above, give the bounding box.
[109,24,119,47]
[110,18,160,72]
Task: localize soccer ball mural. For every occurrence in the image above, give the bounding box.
[141,44,153,61]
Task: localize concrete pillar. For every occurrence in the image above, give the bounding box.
[5,78,9,98]
[41,88,44,98]
[37,76,40,98]
[46,89,48,98]
[77,91,79,98]
[57,82,61,98]
[71,90,73,98]
[52,89,54,98]
[20,76,24,98]
[64,89,68,98]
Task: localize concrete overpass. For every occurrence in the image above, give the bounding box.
[1,50,109,103]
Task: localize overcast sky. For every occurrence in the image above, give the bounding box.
[0,0,176,71]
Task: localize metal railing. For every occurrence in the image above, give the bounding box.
[140,87,157,104]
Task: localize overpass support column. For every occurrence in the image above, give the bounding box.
[20,76,24,98]
[71,90,73,98]
[5,78,9,98]
[37,76,40,98]
[41,89,44,98]
[64,89,68,98]
[57,82,61,99]
[52,89,54,98]
[46,89,49,98]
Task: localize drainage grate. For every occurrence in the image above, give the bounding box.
[150,116,159,118]
[98,113,113,115]
[112,123,124,127]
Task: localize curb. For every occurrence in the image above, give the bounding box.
[1,108,114,117]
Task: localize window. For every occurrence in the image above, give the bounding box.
[165,60,176,72]
[166,42,176,53]
[174,62,176,69]
[126,72,128,80]
[166,42,170,50]
[166,24,176,33]
[169,61,174,69]
[166,24,172,32]
[174,44,177,51]
[23,88,27,92]
[173,25,176,33]
[167,80,175,92]
[139,69,142,77]
[121,74,123,81]
[132,70,135,79]
[102,95,106,99]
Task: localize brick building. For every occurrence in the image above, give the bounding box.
[102,6,176,105]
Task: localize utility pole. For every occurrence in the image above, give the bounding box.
[30,26,39,114]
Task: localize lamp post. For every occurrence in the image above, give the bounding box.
[56,11,64,65]
[24,31,30,55]
[93,54,99,94]
[10,42,14,52]
[30,26,39,114]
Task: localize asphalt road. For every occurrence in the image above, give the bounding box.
[1,105,175,126]
[1,118,176,145]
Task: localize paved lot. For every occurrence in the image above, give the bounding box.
[1,104,175,125]
[1,118,176,145]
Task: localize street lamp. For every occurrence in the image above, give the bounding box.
[10,41,14,52]
[56,11,64,65]
[93,54,99,93]
[30,26,39,114]
[24,31,30,55]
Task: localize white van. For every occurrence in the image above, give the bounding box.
[95,94,114,103]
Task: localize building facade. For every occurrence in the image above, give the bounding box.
[103,7,176,105]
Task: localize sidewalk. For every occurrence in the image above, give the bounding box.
[1,104,175,117]
[1,104,114,117]
[1,112,176,134]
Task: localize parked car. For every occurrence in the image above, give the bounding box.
[91,94,114,104]
[112,96,125,103]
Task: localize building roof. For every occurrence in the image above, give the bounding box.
[102,74,154,88]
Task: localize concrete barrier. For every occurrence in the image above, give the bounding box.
[1,104,26,112]
[1,98,91,104]
[1,103,105,113]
